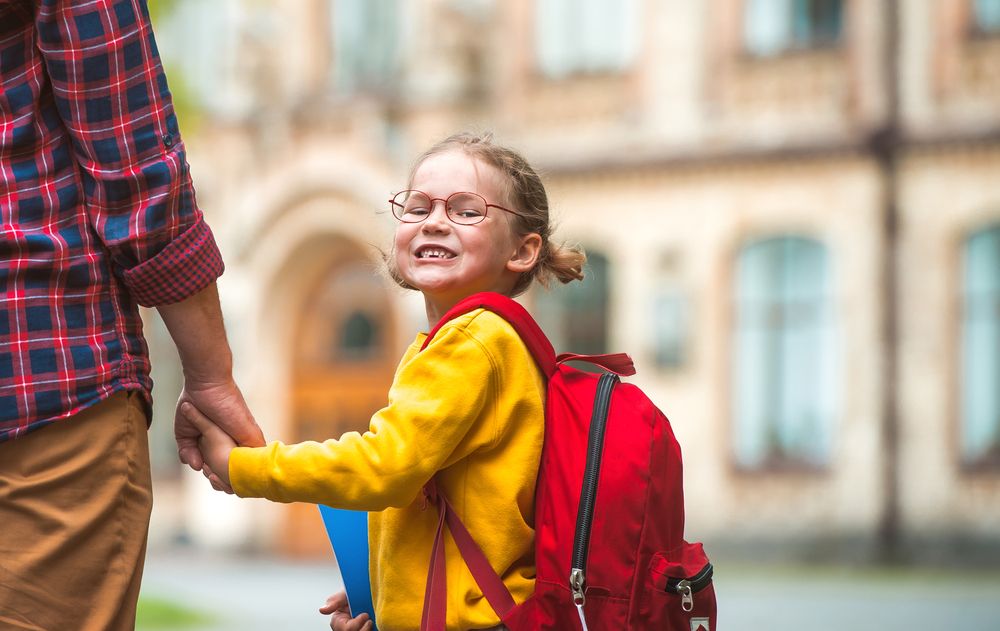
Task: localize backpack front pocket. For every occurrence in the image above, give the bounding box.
[637,541,717,630]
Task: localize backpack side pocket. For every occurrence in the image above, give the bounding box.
[636,541,717,630]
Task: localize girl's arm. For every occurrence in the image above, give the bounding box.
[227,314,529,510]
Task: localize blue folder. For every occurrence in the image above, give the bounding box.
[318,505,377,629]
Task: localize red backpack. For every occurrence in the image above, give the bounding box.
[419,292,717,631]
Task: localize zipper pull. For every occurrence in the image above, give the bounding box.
[570,568,589,631]
[676,579,694,612]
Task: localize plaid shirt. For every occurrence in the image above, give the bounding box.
[1,0,224,442]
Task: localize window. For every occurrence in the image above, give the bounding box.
[733,237,837,469]
[744,0,844,57]
[973,0,1000,33]
[330,0,400,93]
[534,251,610,355]
[535,0,639,78]
[297,260,392,365]
[960,225,1000,466]
[653,288,689,368]
[337,311,380,359]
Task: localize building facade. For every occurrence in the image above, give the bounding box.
[145,0,1000,562]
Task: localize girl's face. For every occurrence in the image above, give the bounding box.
[394,150,540,323]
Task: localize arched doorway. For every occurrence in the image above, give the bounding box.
[281,242,398,557]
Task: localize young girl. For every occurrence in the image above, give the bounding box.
[187,132,585,631]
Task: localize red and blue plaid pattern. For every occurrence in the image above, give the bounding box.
[1,0,224,441]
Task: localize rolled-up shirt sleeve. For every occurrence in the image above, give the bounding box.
[36,0,223,306]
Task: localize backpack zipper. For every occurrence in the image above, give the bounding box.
[665,563,714,612]
[569,372,619,618]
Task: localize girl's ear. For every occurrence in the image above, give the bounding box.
[507,232,543,274]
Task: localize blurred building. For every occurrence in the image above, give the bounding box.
[145,0,1000,563]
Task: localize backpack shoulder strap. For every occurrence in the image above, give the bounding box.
[420,292,557,378]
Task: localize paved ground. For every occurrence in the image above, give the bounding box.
[139,550,1000,630]
[140,551,339,630]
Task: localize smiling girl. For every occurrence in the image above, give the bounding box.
[186,132,585,631]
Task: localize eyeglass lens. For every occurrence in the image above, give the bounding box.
[393,191,488,225]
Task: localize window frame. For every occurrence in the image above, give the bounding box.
[730,235,839,473]
[531,249,611,358]
[742,0,846,58]
[533,0,640,79]
[958,223,1000,472]
[328,0,403,95]
[970,0,1000,36]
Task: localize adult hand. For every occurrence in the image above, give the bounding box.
[175,377,264,471]
[320,592,372,631]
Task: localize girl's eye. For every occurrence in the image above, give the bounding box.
[453,208,484,219]
[403,206,430,216]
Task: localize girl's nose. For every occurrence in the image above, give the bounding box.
[421,200,452,232]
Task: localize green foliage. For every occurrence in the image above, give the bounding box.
[147,0,204,136]
[136,595,215,629]
[146,0,180,28]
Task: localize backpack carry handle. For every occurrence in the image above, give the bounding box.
[557,352,636,376]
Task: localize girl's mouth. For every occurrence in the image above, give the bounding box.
[415,246,456,260]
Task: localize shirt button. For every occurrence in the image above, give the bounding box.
[162,133,175,147]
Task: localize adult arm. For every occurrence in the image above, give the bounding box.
[35,0,216,295]
[34,1,264,464]
[158,283,265,470]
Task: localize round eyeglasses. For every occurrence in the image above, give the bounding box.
[389,190,522,226]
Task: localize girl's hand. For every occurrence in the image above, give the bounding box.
[319,592,372,631]
[180,401,237,491]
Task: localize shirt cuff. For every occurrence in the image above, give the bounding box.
[229,445,272,499]
[122,219,225,307]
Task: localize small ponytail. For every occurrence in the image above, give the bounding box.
[513,240,586,295]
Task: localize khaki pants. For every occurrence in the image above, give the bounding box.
[0,392,153,631]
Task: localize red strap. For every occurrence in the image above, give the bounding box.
[420,481,516,631]
[557,352,636,376]
[420,292,557,378]
[421,486,449,631]
[441,496,516,616]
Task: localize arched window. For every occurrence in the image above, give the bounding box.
[337,311,379,359]
[733,236,837,469]
[961,224,1000,466]
[534,251,610,356]
[297,262,391,365]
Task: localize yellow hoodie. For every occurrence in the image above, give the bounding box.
[229,309,545,630]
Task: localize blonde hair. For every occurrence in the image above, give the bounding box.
[387,131,586,296]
